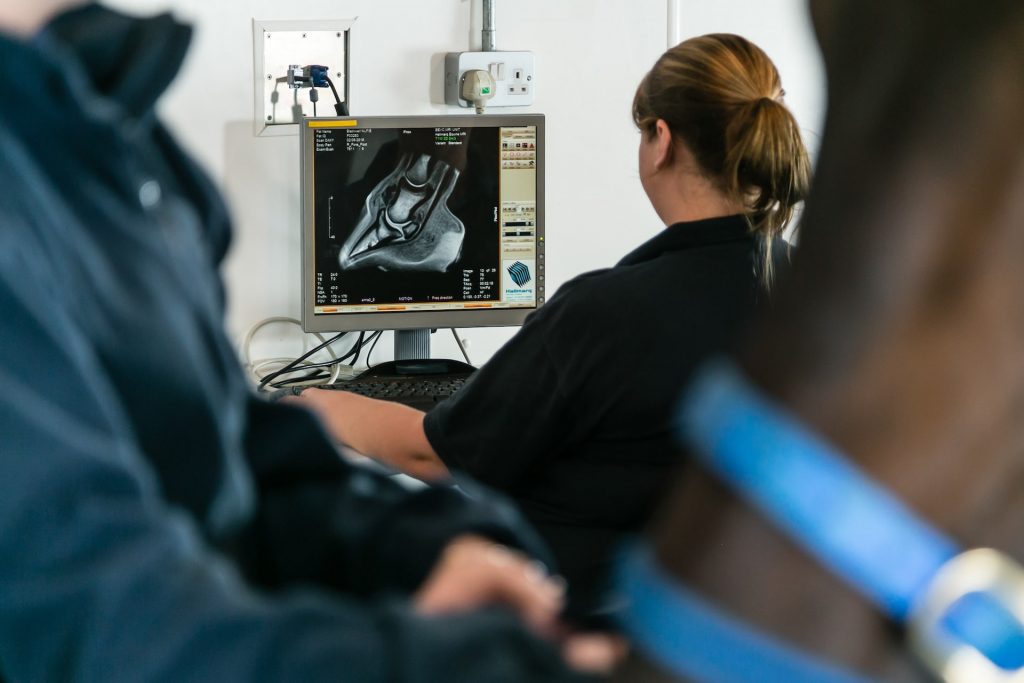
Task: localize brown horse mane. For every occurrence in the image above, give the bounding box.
[617,2,1024,681]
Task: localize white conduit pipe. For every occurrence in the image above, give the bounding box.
[667,0,682,48]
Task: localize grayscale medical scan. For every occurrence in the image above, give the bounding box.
[312,125,499,304]
[300,116,543,333]
[339,152,466,273]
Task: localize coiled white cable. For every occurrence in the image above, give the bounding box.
[242,316,348,390]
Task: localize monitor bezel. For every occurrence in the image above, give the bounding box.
[300,114,546,333]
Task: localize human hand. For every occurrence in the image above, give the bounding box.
[282,387,363,444]
[561,632,629,675]
[414,535,565,634]
[286,388,448,480]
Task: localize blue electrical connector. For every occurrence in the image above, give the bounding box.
[308,64,329,88]
[288,64,347,116]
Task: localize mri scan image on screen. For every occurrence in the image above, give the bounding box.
[301,115,544,333]
[338,152,465,273]
[312,126,500,306]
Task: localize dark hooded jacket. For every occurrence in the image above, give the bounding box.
[0,5,584,682]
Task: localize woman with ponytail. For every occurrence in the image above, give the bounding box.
[296,34,811,619]
[633,33,810,288]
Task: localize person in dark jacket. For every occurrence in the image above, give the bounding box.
[295,34,812,617]
[0,2,613,681]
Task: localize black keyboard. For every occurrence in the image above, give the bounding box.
[323,359,474,411]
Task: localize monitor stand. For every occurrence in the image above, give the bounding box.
[394,328,431,361]
[358,328,475,378]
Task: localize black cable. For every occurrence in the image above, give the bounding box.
[309,86,319,117]
[262,360,336,388]
[262,330,384,389]
[263,330,374,388]
[353,330,382,368]
[324,75,348,116]
[273,355,348,377]
[365,330,384,369]
[270,371,330,389]
[258,331,347,390]
[349,331,366,367]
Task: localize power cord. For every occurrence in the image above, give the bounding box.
[324,75,348,116]
[244,317,335,373]
[365,330,384,369]
[268,331,385,389]
[245,321,469,390]
[258,331,348,390]
[451,328,473,366]
[243,317,351,391]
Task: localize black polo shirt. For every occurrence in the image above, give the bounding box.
[424,214,782,616]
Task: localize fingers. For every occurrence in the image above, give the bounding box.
[562,634,629,674]
[281,388,360,443]
[414,536,566,634]
[415,536,629,675]
[280,388,322,413]
[281,387,330,409]
[482,546,565,633]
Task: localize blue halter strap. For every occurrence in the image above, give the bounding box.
[616,359,1024,682]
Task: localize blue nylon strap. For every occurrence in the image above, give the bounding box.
[942,592,1024,670]
[615,358,1024,682]
[677,359,958,620]
[616,544,879,683]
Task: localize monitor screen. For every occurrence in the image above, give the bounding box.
[301,114,545,333]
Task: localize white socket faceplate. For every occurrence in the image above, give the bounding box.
[445,51,535,109]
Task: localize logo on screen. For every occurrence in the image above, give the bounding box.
[507,261,532,287]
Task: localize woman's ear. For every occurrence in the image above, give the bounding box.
[653,119,675,170]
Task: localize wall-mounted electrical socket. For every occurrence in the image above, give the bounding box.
[252,19,355,136]
[445,51,535,109]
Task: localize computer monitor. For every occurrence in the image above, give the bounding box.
[300,114,545,353]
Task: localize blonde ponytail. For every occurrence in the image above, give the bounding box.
[634,33,811,288]
[724,96,812,285]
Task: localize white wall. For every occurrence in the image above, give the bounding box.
[103,0,665,366]
[103,0,824,368]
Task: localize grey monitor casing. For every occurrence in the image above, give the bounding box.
[300,114,545,333]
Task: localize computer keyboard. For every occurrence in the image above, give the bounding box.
[322,359,474,411]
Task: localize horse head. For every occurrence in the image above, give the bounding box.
[617,3,1024,680]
